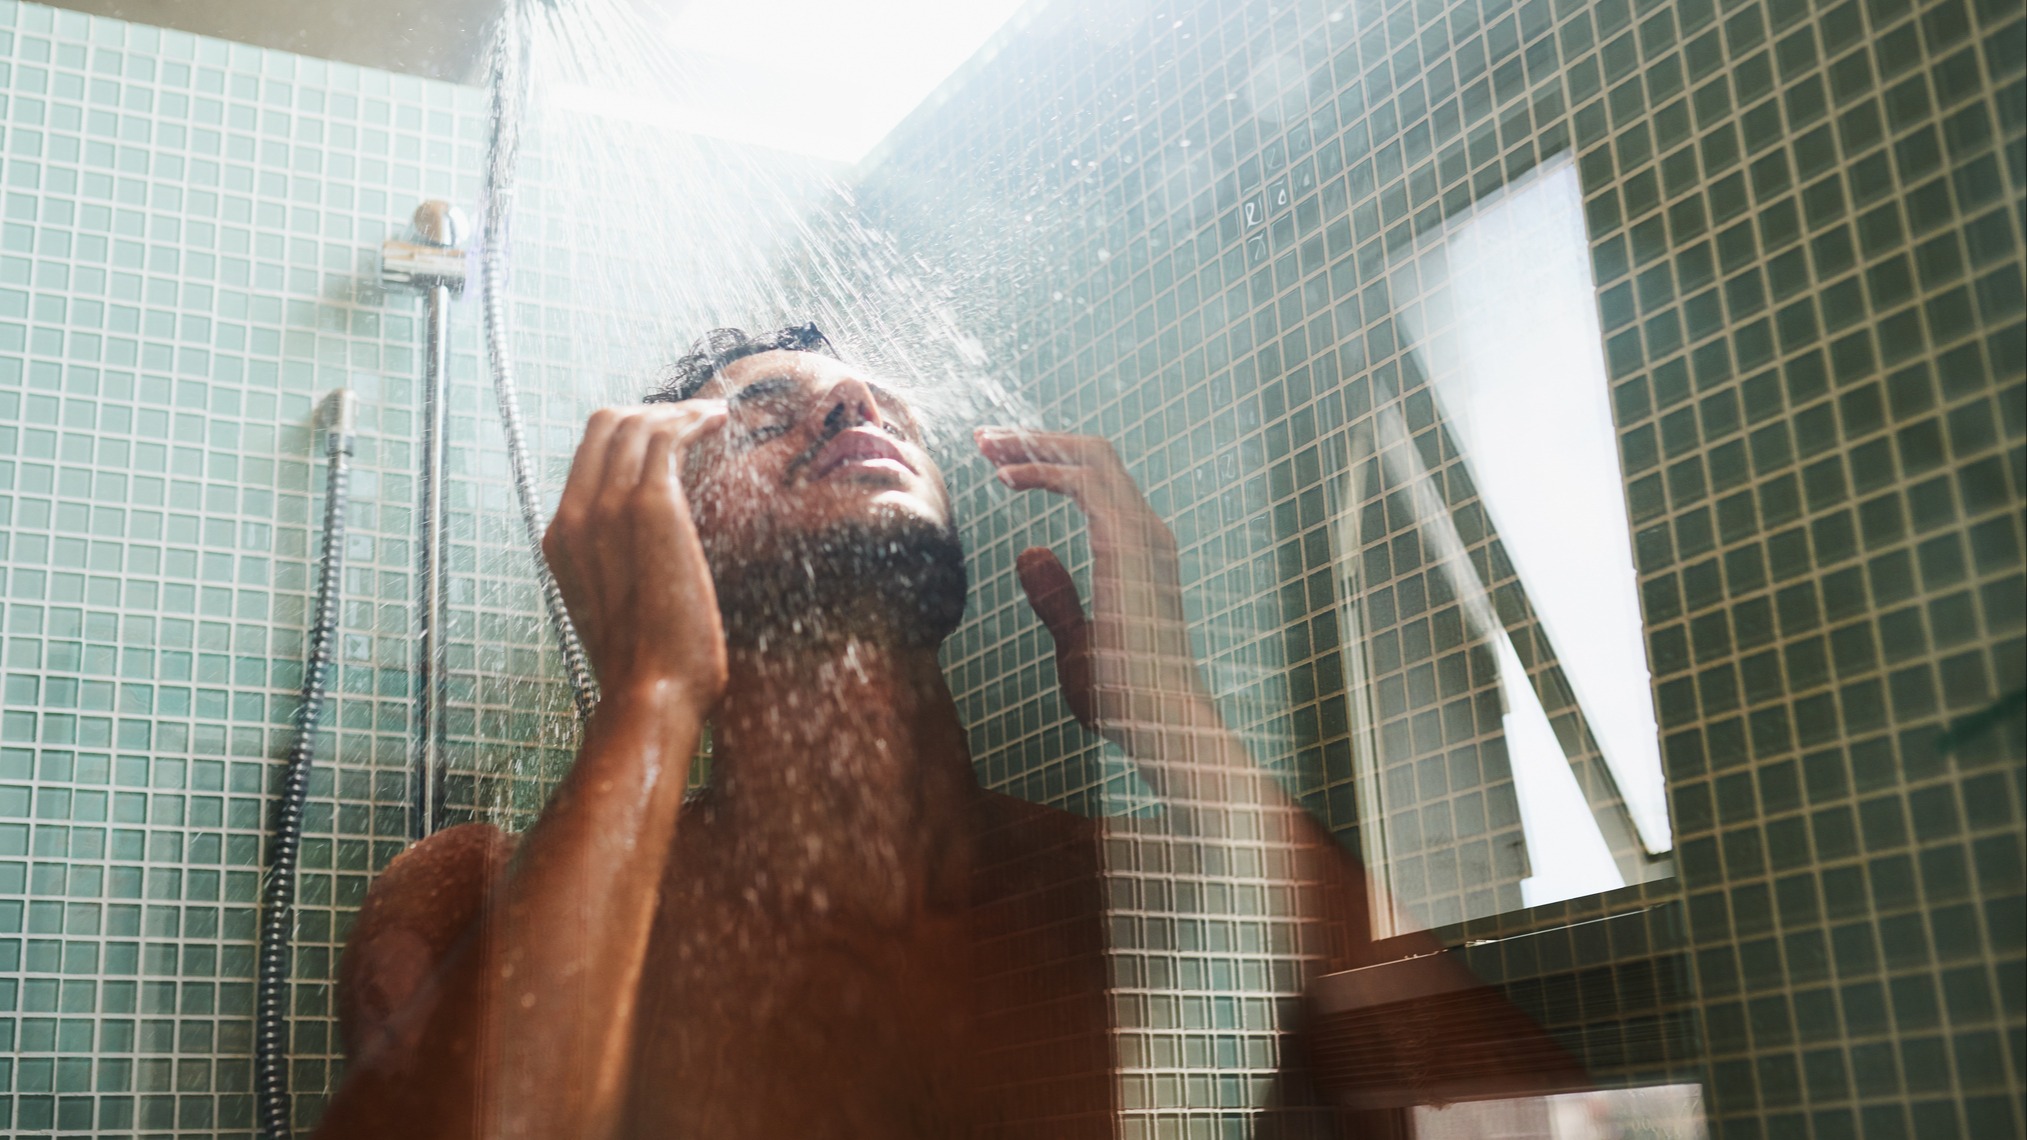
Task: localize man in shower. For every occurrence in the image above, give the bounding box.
[312,325,1577,1139]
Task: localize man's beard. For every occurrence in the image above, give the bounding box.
[703,508,968,651]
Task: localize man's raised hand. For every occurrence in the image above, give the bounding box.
[545,403,730,714]
[975,427,1214,752]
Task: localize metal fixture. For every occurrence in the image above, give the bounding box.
[381,200,468,838]
[256,388,358,1140]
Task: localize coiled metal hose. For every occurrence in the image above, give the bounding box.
[255,390,356,1140]
[483,0,600,719]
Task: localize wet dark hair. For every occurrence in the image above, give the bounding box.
[643,322,842,403]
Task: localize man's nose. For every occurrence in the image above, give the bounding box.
[819,376,885,435]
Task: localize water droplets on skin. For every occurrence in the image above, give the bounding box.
[462,0,1048,824]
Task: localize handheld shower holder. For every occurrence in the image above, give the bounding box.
[381,200,470,295]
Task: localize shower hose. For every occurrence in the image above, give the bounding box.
[483,0,601,719]
[255,389,356,1140]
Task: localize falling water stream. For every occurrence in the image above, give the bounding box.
[449,0,1312,882]
[450,0,1055,824]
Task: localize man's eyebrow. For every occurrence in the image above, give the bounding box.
[727,376,800,405]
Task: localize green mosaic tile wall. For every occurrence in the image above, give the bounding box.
[0,6,837,1136]
[0,0,2018,1133]
[0,4,565,1133]
[858,0,2027,1134]
[0,3,866,1134]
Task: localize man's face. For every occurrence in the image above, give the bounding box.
[679,349,967,647]
[683,349,952,540]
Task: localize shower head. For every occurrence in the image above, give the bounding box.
[381,198,471,295]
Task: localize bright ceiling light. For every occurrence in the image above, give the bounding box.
[555,0,1033,165]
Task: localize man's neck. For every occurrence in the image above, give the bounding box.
[703,633,978,919]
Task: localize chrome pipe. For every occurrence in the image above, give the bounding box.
[382,200,468,839]
[416,280,451,836]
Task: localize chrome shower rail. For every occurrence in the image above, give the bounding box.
[381,199,470,838]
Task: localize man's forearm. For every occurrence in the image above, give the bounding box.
[1113,691,1305,832]
[484,681,703,1137]
[317,683,704,1140]
[1120,687,1505,972]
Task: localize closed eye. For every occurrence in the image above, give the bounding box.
[728,375,920,443]
[728,376,801,442]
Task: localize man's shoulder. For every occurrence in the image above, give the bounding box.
[361,821,517,914]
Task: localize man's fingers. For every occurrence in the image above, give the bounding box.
[640,403,727,494]
[995,463,1159,560]
[1017,546,1099,731]
[599,409,671,497]
[991,461,1087,502]
[558,408,624,517]
[984,432,1153,528]
[1016,547,1089,642]
[974,426,1114,469]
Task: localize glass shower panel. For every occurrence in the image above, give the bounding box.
[1331,155,1674,934]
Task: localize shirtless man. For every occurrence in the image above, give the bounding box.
[312,325,1574,1139]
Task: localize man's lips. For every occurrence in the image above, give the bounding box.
[810,428,918,481]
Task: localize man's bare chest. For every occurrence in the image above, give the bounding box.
[613,796,1117,1138]
[615,830,983,1137]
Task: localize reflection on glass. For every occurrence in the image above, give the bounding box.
[1413,1082,1708,1139]
[1334,155,1674,934]
[1403,156,1671,859]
